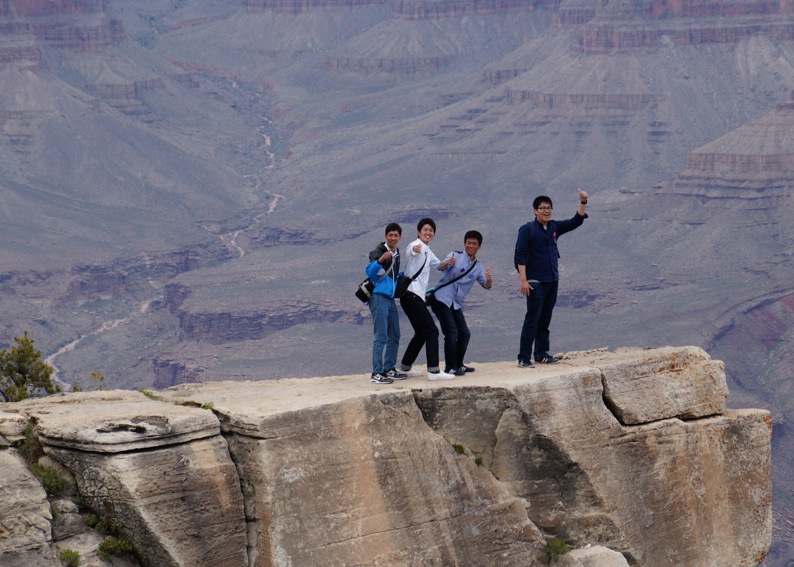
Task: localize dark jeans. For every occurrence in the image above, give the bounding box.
[431,300,470,373]
[400,292,440,369]
[518,280,558,362]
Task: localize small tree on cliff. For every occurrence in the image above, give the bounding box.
[0,331,59,402]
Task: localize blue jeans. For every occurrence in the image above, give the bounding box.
[431,300,470,373]
[369,293,400,374]
[518,280,558,362]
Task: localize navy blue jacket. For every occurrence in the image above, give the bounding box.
[514,212,587,282]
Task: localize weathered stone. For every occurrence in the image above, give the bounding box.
[595,346,729,424]
[48,435,248,567]
[557,545,631,566]
[8,390,248,567]
[0,410,29,445]
[55,532,142,567]
[0,450,59,567]
[157,346,771,567]
[0,347,771,567]
[16,390,220,452]
[226,393,544,566]
[51,499,86,541]
[498,357,771,566]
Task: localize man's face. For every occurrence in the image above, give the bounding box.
[534,201,553,224]
[464,238,480,258]
[385,230,402,250]
[418,224,435,244]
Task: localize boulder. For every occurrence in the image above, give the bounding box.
[9,390,248,567]
[0,450,59,567]
[557,545,631,566]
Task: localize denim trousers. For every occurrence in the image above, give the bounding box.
[369,293,400,374]
[431,300,470,372]
[518,280,558,362]
[400,291,440,370]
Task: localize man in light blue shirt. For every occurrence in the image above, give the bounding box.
[430,230,492,375]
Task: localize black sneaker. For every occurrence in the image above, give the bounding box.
[518,359,534,368]
[444,367,466,376]
[460,365,475,373]
[370,373,394,384]
[535,355,560,364]
[385,369,407,380]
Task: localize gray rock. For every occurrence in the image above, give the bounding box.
[11,389,248,567]
[0,347,771,567]
[56,532,143,567]
[159,346,770,567]
[0,410,29,446]
[0,450,60,567]
[595,346,729,424]
[557,545,631,566]
[51,499,85,542]
[18,390,220,452]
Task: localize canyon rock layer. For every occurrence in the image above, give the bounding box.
[0,347,773,567]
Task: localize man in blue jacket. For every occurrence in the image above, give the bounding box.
[514,189,588,367]
[366,223,406,384]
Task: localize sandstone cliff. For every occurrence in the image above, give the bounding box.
[0,347,772,567]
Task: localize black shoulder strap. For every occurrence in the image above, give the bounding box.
[434,259,478,292]
[409,254,428,282]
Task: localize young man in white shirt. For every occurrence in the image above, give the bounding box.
[397,218,456,380]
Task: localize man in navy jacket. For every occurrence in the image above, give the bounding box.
[514,189,589,367]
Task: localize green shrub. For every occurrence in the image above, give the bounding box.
[138,388,162,401]
[59,549,80,567]
[14,422,67,496]
[30,463,66,496]
[85,514,118,535]
[71,371,105,393]
[539,537,570,564]
[17,421,44,464]
[97,536,134,560]
[201,402,214,410]
[0,331,58,402]
[474,456,483,466]
[452,443,465,454]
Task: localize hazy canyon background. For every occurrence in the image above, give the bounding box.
[1,0,793,563]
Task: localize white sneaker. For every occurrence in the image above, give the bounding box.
[398,365,424,378]
[428,370,455,381]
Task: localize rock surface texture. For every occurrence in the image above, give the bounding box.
[0,346,772,567]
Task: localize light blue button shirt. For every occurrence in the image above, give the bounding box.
[433,252,487,309]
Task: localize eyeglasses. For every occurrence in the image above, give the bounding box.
[536,206,553,211]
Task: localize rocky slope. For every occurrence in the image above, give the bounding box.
[0,347,772,567]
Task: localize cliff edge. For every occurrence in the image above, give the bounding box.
[0,346,772,567]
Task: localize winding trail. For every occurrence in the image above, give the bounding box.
[45,302,152,390]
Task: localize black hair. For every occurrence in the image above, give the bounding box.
[533,195,553,210]
[385,222,402,235]
[417,218,436,233]
[464,230,483,245]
